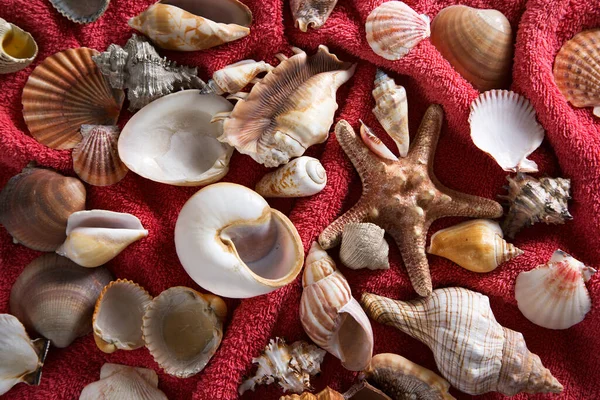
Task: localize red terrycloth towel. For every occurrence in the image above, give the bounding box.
[1,0,599,398]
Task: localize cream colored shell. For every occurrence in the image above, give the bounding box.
[0,18,38,74]
[79,363,167,400]
[255,156,327,198]
[204,59,274,95]
[372,70,409,157]
[340,222,389,270]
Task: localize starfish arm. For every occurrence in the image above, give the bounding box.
[319,198,370,249]
[335,120,387,179]
[432,187,504,220]
[408,104,444,167]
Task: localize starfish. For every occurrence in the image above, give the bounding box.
[319,105,504,297]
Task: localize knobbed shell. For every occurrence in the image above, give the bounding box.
[366,1,430,61]
[215,45,356,167]
[340,222,390,270]
[372,70,409,157]
[57,210,148,268]
[300,242,374,371]
[0,314,50,396]
[515,250,596,330]
[80,363,167,400]
[49,0,110,24]
[10,254,113,348]
[362,288,563,396]
[430,5,513,91]
[175,183,304,298]
[428,219,523,273]
[255,156,327,198]
[280,387,343,400]
[0,167,86,252]
[129,0,252,51]
[0,18,38,74]
[290,0,338,32]
[142,287,226,378]
[202,59,274,95]
[22,48,125,149]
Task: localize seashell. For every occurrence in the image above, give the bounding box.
[290,0,338,32]
[239,337,326,395]
[343,381,391,400]
[553,29,600,117]
[128,0,252,51]
[93,280,153,353]
[500,173,572,238]
[49,0,110,24]
[119,90,233,186]
[372,70,409,157]
[142,287,226,378]
[427,219,523,273]
[93,34,207,111]
[215,45,356,167]
[469,90,545,172]
[202,59,274,95]
[300,242,374,371]
[430,5,513,91]
[359,121,399,162]
[175,183,304,298]
[0,314,50,396]
[0,167,86,252]
[72,125,128,186]
[515,249,596,330]
[56,210,148,268]
[79,363,167,400]
[361,287,564,396]
[340,222,390,270]
[9,254,113,348]
[280,387,344,400]
[365,2,431,61]
[255,156,327,198]
[22,48,125,149]
[0,18,38,74]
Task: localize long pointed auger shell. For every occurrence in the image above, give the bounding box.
[0,18,38,74]
[79,363,168,400]
[372,70,409,157]
[202,59,274,95]
[290,0,338,32]
[255,156,327,198]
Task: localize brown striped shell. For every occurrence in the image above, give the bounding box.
[290,0,338,32]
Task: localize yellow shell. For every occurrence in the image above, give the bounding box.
[0,18,38,74]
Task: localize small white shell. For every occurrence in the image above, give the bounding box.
[359,121,398,161]
[0,18,38,74]
[255,156,327,198]
[79,363,168,400]
[203,59,274,95]
[469,90,545,172]
[372,70,409,157]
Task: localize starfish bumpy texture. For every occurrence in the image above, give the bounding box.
[319,105,504,296]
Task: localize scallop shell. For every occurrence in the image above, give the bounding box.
[128,0,252,51]
[554,29,600,117]
[280,387,344,400]
[469,90,544,172]
[93,280,153,353]
[340,222,390,270]
[0,167,86,252]
[215,45,356,167]
[49,0,110,24]
[365,1,431,61]
[9,254,113,348]
[431,5,513,91]
[372,70,409,157]
[0,18,38,74]
[142,287,226,378]
[359,121,399,161]
[202,59,274,95]
[255,156,327,198]
[515,250,596,330]
[290,0,338,32]
[22,48,125,149]
[79,363,167,400]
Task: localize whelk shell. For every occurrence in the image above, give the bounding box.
[372,70,409,157]
[290,0,338,32]
[0,18,38,74]
[280,387,343,400]
[340,222,390,270]
[0,167,86,252]
[142,287,226,378]
[79,363,167,400]
[49,0,110,24]
[255,156,327,198]
[515,249,596,330]
[9,254,113,348]
[202,59,274,95]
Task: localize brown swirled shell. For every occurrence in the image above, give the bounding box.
[290,0,338,32]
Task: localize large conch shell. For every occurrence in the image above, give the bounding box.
[0,314,50,396]
[280,387,343,400]
[79,363,168,400]
[515,250,596,330]
[340,222,390,270]
[361,287,564,396]
[49,0,110,24]
[300,242,373,371]
[215,45,356,167]
[290,0,338,32]
[202,59,274,95]
[128,0,252,51]
[0,18,38,74]
[255,156,327,198]
[371,70,409,157]
[175,183,304,298]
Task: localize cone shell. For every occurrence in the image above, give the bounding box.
[9,254,113,348]
[22,48,125,149]
[340,222,390,270]
[280,387,344,400]
[79,363,168,400]
[361,287,563,396]
[202,59,274,95]
[49,0,110,24]
[372,70,409,157]
[255,156,327,198]
[0,18,38,74]
[0,167,86,252]
[431,5,513,91]
[290,0,338,32]
[515,250,596,330]
[366,1,431,61]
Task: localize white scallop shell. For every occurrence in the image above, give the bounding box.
[79,363,167,400]
[255,156,327,198]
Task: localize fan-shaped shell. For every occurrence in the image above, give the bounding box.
[366,1,431,61]
[22,48,125,149]
[0,167,86,252]
[49,0,110,24]
[79,363,168,400]
[9,254,113,348]
[0,18,38,74]
[255,156,327,198]
[290,0,338,32]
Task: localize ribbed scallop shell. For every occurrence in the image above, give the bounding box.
[340,222,389,270]
[255,156,327,198]
[0,18,38,74]
[366,1,430,61]
[22,48,125,149]
[372,70,409,157]
[80,363,168,400]
[49,0,110,24]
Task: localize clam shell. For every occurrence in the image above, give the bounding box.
[431,5,513,91]
[49,0,110,24]
[290,0,338,32]
[202,59,274,95]
[9,254,113,348]
[0,167,86,252]
[22,48,125,149]
[0,18,38,74]
[365,1,430,61]
[79,363,167,400]
[372,70,409,157]
[142,287,226,378]
[340,222,390,270]
[255,156,327,198]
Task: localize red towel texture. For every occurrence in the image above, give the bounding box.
[0,0,599,398]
